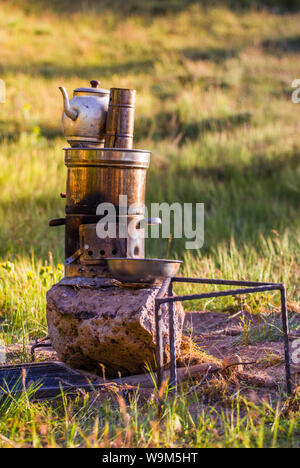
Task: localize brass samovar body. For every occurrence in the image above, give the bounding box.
[64,148,150,278]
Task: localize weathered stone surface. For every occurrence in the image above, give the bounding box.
[46,283,185,377]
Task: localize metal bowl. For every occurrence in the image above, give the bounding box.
[106,258,182,284]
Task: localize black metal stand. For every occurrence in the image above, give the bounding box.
[155,277,292,395]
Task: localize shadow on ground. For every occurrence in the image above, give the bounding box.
[263,35,300,55]
[0,111,252,143]
[181,46,239,63]
[0,59,155,80]
[135,111,252,144]
[8,0,300,15]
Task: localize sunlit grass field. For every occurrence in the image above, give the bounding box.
[0,0,299,447]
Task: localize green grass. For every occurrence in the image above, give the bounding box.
[0,0,299,447]
[235,311,300,346]
[0,382,299,448]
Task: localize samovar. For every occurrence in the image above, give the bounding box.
[51,82,155,279]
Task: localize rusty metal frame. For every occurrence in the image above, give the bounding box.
[155,277,292,395]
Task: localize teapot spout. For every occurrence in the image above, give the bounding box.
[59,86,78,121]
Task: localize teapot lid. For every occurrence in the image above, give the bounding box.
[74,80,109,95]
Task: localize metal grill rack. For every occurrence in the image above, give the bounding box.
[0,362,101,399]
[155,277,292,395]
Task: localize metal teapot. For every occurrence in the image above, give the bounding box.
[59,80,109,148]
